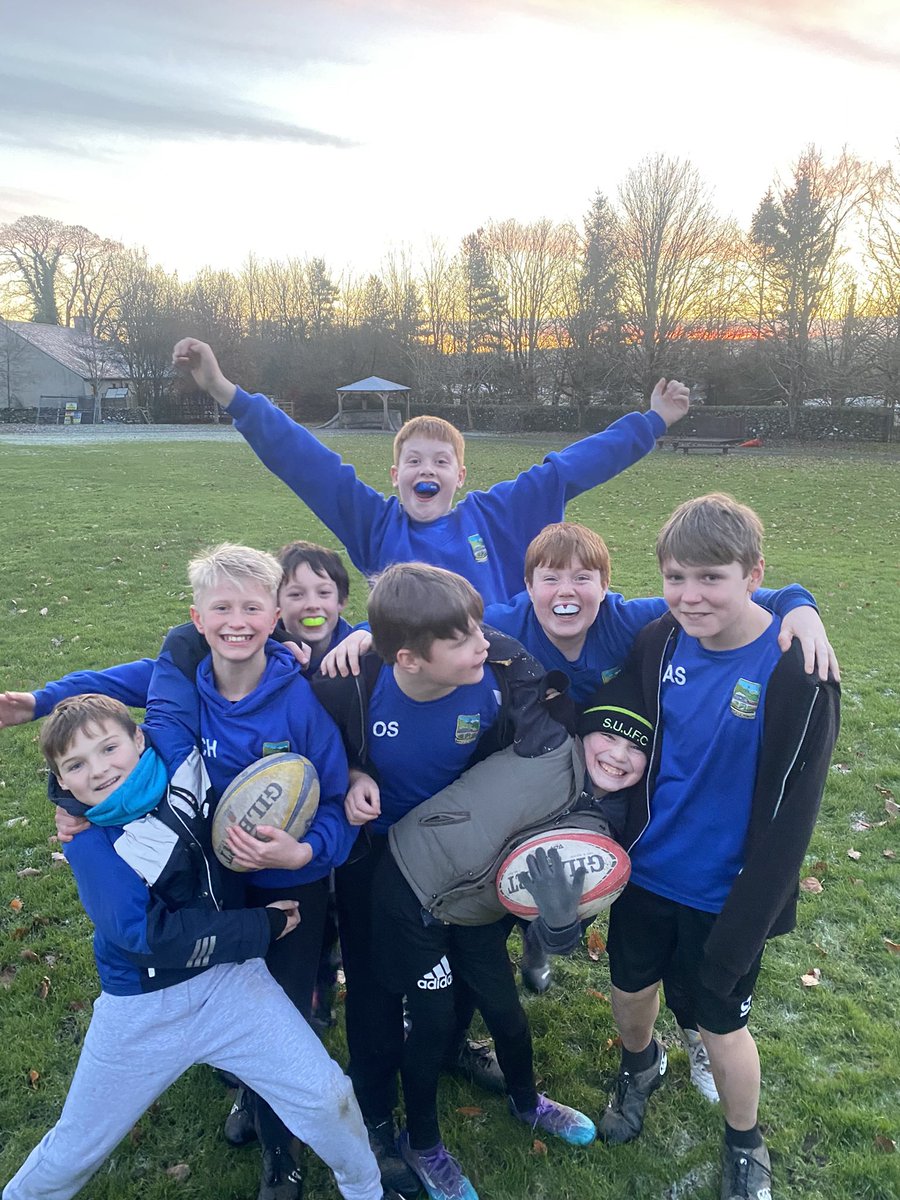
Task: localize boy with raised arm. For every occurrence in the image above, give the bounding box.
[1,694,390,1200]
[172,337,690,606]
[596,494,840,1200]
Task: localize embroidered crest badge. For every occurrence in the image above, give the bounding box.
[455,714,481,744]
[467,534,488,563]
[730,678,761,719]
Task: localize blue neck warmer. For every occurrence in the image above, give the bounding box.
[86,747,168,827]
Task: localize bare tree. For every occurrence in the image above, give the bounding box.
[616,155,725,392]
[484,217,571,400]
[0,215,80,324]
[860,151,900,419]
[112,251,183,419]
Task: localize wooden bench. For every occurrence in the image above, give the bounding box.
[660,434,746,454]
[659,413,747,454]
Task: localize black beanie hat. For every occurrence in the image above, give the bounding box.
[578,670,653,750]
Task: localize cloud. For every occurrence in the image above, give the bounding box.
[0,70,354,153]
[1,1,360,155]
[0,187,65,225]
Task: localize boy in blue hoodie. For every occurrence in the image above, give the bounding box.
[171,337,691,606]
[1,544,359,1200]
[1,694,388,1200]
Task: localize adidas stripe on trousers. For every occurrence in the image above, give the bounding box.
[2,959,382,1200]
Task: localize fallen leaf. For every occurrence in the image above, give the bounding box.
[43,954,57,968]
[16,868,41,878]
[605,1035,622,1051]
[832,763,851,774]
[531,1139,548,1156]
[587,930,605,960]
[27,1069,40,1090]
[50,852,67,866]
[587,988,609,1002]
[813,942,828,957]
[37,976,50,1000]
[0,967,16,989]
[39,607,48,617]
[6,816,28,828]
[850,819,872,832]
[799,877,823,894]
[812,860,828,874]
[850,877,863,886]
[166,1164,191,1183]
[19,949,40,963]
[884,940,900,955]
[456,1106,484,1117]
[67,1000,88,1011]
[47,835,58,846]
[801,968,822,987]
[10,927,29,940]
[885,799,900,819]
[884,849,896,860]
[129,1125,143,1146]
[9,898,23,912]
[874,1135,896,1153]
[847,848,861,861]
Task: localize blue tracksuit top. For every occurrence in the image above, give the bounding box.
[146,640,355,889]
[58,751,274,997]
[228,386,667,605]
[482,584,816,704]
[34,644,357,890]
[66,824,274,996]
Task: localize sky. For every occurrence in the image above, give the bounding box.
[1,0,898,280]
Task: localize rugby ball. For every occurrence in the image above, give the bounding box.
[495,828,630,921]
[212,753,319,872]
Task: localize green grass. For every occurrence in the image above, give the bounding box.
[1,433,898,1199]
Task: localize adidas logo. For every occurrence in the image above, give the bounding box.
[416,955,453,990]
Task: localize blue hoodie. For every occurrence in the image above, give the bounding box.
[228,386,667,605]
[146,639,356,889]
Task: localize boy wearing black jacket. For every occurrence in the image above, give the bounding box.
[1,695,390,1200]
[597,494,840,1200]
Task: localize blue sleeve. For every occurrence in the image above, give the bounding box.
[753,584,816,614]
[479,410,664,515]
[66,830,272,969]
[144,650,202,780]
[229,387,393,575]
[33,659,154,719]
[290,687,356,875]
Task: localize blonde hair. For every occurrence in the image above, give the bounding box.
[188,543,283,604]
[525,523,611,586]
[40,695,138,773]
[393,416,465,467]
[656,493,764,573]
[367,563,483,664]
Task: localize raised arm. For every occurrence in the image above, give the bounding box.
[172,337,237,407]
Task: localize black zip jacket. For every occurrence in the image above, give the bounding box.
[624,614,841,998]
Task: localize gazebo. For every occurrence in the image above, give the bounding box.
[328,376,410,431]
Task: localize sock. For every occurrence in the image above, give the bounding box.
[725,1120,763,1149]
[621,1040,656,1074]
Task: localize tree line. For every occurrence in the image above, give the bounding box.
[2,147,899,425]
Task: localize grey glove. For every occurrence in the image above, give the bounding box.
[523,847,586,931]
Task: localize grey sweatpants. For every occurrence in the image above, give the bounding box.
[3,959,381,1200]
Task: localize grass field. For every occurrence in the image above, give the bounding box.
[0,431,898,1200]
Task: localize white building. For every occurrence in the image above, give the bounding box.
[0,319,134,421]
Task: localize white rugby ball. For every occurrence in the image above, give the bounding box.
[212,753,319,872]
[495,827,630,921]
